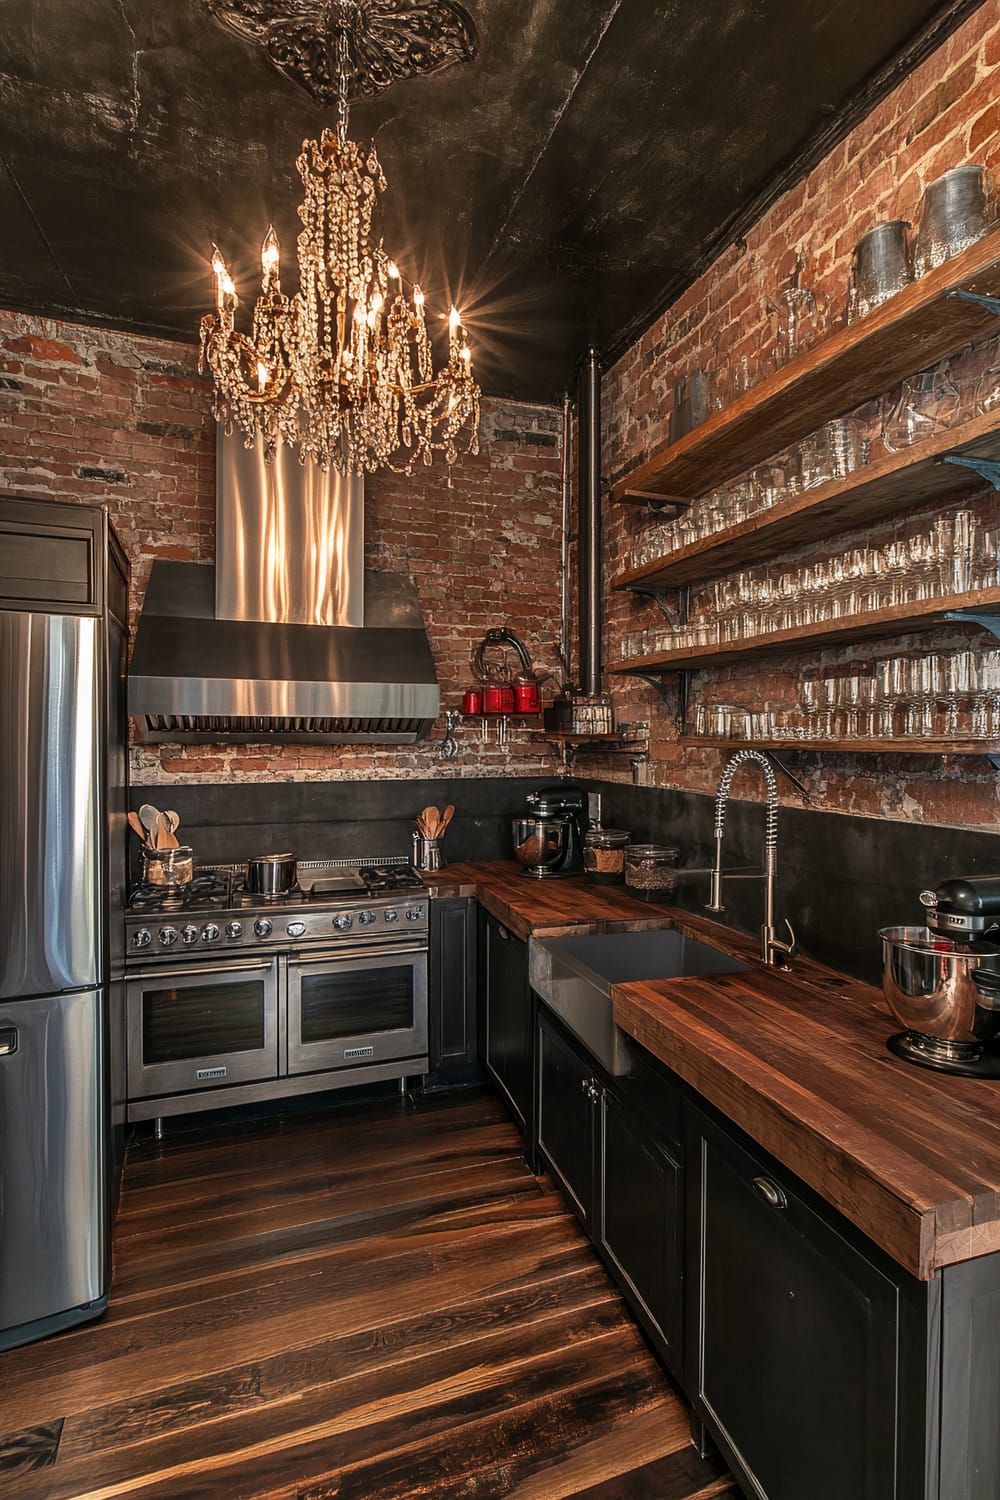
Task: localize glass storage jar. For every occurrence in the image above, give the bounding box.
[583,828,630,884]
[625,844,680,903]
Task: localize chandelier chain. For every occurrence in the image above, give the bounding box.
[336,28,350,146]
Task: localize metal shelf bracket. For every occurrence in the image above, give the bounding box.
[944,609,1000,640]
[630,583,690,627]
[947,288,1000,318]
[940,453,1000,491]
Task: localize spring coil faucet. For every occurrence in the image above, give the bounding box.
[708,749,796,967]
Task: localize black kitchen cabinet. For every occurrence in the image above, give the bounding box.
[599,1078,684,1378]
[480,910,533,1143]
[686,1105,925,1500]
[536,1007,597,1226]
[536,1005,686,1376]
[425,896,481,1088]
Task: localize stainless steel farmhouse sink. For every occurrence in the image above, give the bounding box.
[530,928,749,1076]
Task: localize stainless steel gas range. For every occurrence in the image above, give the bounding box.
[124,861,429,1126]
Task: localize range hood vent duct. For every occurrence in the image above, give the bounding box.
[128,436,439,744]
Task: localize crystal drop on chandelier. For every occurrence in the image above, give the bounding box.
[199,125,480,475]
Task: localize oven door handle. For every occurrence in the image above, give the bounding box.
[288,941,427,967]
[129,959,275,980]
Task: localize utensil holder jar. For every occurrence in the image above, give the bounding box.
[142,846,194,887]
[413,833,445,871]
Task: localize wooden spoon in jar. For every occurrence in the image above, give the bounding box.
[127,811,149,845]
[438,804,456,836]
[157,811,180,850]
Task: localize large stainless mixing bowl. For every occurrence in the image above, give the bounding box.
[512,816,567,875]
[879,925,1000,1047]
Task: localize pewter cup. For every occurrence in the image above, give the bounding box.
[412,833,445,872]
[914,165,991,276]
[847,221,912,321]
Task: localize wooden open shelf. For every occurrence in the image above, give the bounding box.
[610,224,1000,504]
[678,735,1000,756]
[612,584,1000,674]
[615,411,1000,593]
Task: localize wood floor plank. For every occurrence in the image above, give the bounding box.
[0,1087,736,1500]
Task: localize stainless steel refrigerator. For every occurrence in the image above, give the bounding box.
[0,495,129,1350]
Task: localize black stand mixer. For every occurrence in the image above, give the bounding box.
[511,786,586,879]
[879,876,1000,1077]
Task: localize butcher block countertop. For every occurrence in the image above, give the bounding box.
[432,861,1000,1281]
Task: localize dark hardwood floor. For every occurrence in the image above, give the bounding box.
[0,1088,738,1499]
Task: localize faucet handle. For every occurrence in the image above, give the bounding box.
[768,917,797,963]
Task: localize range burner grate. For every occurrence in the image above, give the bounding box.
[129,871,232,914]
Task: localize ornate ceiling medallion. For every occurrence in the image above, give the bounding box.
[203,0,478,103]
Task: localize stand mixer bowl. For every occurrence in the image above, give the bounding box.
[512,816,568,875]
[879,925,1000,1059]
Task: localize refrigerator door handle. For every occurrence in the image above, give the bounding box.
[0,1027,17,1056]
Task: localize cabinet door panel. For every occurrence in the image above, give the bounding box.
[692,1114,900,1500]
[482,914,531,1131]
[536,1011,594,1225]
[428,897,479,1082]
[600,1087,683,1373]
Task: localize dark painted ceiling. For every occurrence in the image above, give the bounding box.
[0,0,985,399]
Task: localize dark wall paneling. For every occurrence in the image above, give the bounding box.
[584,780,1000,983]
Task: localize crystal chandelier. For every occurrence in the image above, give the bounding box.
[198,19,480,475]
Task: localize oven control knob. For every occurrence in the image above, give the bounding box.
[358,910,376,925]
[203,923,221,942]
[159,926,178,947]
[384,909,399,924]
[254,918,273,938]
[131,928,151,948]
[287,921,307,938]
[405,906,424,921]
[226,921,243,939]
[181,924,199,945]
[333,914,353,931]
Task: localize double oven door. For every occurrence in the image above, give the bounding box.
[126,938,428,1105]
[127,956,280,1101]
[286,940,428,1076]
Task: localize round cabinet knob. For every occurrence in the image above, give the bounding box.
[287,921,307,938]
[254,918,273,938]
[131,928,151,948]
[203,923,221,942]
[384,909,399,924]
[159,927,178,947]
[225,921,243,939]
[405,907,423,921]
[333,914,353,931]
[181,924,199,945]
[358,910,376,925]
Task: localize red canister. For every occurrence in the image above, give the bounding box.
[513,678,541,714]
[482,683,505,714]
[462,687,482,715]
[499,684,516,713]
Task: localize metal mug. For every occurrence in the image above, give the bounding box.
[914,165,991,276]
[847,221,912,321]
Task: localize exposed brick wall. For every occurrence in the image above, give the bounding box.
[601,3,1000,832]
[0,309,564,785]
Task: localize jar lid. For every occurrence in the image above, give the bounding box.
[584,828,629,847]
[626,843,679,859]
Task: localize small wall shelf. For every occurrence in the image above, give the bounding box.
[609,224,1000,504]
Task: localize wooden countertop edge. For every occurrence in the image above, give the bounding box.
[613,983,938,1279]
[432,861,1000,1278]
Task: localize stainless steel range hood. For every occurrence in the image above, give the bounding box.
[128,436,439,744]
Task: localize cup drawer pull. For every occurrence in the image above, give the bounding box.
[752,1175,788,1209]
[0,1027,18,1056]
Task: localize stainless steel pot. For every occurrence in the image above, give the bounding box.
[246,852,297,896]
[879,925,1000,1049]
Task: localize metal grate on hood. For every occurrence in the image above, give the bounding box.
[140,714,433,744]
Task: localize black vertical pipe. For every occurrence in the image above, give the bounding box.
[577,346,602,697]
